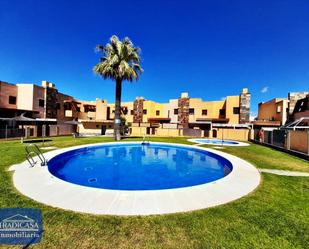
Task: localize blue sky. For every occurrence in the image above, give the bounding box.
[0,0,309,116]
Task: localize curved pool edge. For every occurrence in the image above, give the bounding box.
[187,138,250,147]
[10,142,260,216]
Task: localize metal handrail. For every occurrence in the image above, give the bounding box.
[25,144,47,167]
[141,136,150,145]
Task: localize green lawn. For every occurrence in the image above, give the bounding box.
[0,136,308,249]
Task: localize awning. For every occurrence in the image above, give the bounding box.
[80,119,114,123]
[196,118,229,123]
[64,120,82,125]
[253,120,281,126]
[280,117,309,130]
[212,123,252,128]
[0,113,57,125]
[148,118,171,123]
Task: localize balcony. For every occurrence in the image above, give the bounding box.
[87,111,96,119]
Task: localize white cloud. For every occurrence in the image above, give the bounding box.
[250,112,257,121]
[261,86,268,93]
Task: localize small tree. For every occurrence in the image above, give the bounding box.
[93,35,143,140]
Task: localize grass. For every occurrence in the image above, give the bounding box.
[203,143,309,173]
[0,136,308,249]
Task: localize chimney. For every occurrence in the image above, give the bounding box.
[180,92,189,98]
[42,80,55,89]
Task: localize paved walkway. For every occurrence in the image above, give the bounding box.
[259,168,309,177]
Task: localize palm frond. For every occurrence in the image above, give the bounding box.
[93,35,143,82]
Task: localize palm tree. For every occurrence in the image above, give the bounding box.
[93,35,143,140]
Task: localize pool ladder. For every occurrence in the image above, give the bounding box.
[141,136,150,145]
[25,144,47,167]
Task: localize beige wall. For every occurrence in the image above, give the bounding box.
[189,96,241,124]
[289,130,309,154]
[131,126,147,136]
[212,128,250,141]
[164,99,178,123]
[96,99,107,120]
[225,96,240,124]
[16,84,34,111]
[142,100,165,122]
[156,128,182,137]
[130,127,183,137]
[16,84,45,118]
[78,122,101,134]
[188,98,225,122]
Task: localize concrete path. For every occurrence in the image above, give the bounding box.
[259,168,309,177]
[11,142,261,216]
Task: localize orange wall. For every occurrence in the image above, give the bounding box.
[258,98,288,124]
[0,81,18,109]
[289,130,309,154]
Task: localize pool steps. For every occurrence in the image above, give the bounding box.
[25,144,47,167]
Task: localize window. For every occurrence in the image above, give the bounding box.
[39,99,45,107]
[8,96,16,105]
[233,107,240,114]
[130,110,134,115]
[143,109,147,114]
[212,129,217,138]
[84,105,96,112]
[174,109,178,115]
[276,106,281,113]
[189,108,194,115]
[202,109,208,115]
[76,107,81,112]
[219,109,226,116]
[156,110,160,116]
[56,103,61,110]
[64,102,71,110]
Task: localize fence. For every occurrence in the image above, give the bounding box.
[49,124,75,136]
[0,128,24,139]
[0,124,75,140]
[253,129,309,158]
[183,128,202,137]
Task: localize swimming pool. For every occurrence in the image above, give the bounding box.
[12,142,260,215]
[48,143,232,190]
[188,138,249,146]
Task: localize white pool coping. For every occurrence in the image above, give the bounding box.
[187,138,250,147]
[10,142,260,216]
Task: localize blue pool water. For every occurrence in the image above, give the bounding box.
[193,139,239,145]
[48,143,233,190]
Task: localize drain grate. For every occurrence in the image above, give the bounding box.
[88,178,97,183]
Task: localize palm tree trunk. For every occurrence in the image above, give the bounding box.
[114,78,122,141]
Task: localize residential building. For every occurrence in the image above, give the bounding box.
[290,93,309,120]
[254,91,309,130]
[129,88,251,140]
[0,80,252,140]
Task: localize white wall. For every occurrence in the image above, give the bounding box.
[164,99,178,123]
[16,84,34,110]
